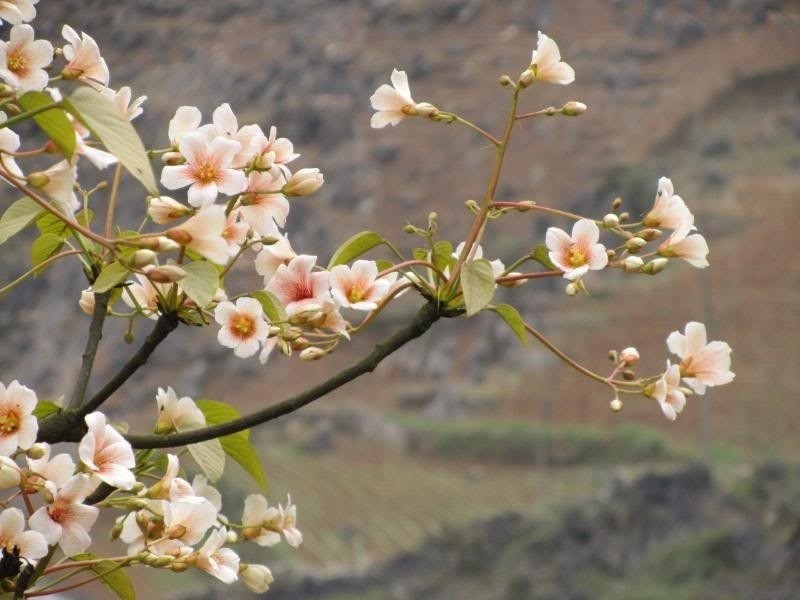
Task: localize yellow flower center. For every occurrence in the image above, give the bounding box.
[567,244,587,267]
[7,50,27,75]
[0,413,20,434]
[348,284,365,303]
[196,163,217,184]
[232,314,254,337]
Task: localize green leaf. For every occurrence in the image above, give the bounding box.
[185,436,225,482]
[30,233,64,271]
[376,259,394,272]
[251,290,288,323]
[33,399,61,420]
[532,243,557,270]
[197,399,268,490]
[63,87,157,194]
[71,553,136,600]
[180,261,219,308]
[0,197,42,244]
[327,230,383,269]
[18,91,76,159]
[460,259,496,317]
[412,247,428,262]
[91,261,130,293]
[492,303,529,346]
[431,240,454,272]
[36,212,70,238]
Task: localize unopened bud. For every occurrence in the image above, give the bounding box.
[518,69,535,87]
[300,347,326,361]
[126,498,150,511]
[147,265,186,283]
[291,337,310,350]
[561,101,587,116]
[226,530,238,544]
[621,369,636,381]
[0,457,21,489]
[619,347,639,365]
[109,520,124,540]
[282,327,303,342]
[612,197,622,210]
[129,249,157,268]
[644,258,668,274]
[171,562,189,573]
[26,171,50,188]
[162,151,184,165]
[565,282,579,296]
[621,256,644,272]
[606,249,616,260]
[637,228,662,242]
[166,228,192,245]
[602,213,619,228]
[402,224,416,234]
[25,444,46,460]
[278,339,292,356]
[150,556,174,568]
[123,331,135,344]
[79,289,96,315]
[148,196,190,225]
[610,398,623,412]
[283,168,324,197]
[625,237,647,253]
[619,211,630,222]
[414,102,438,117]
[499,74,514,86]
[268,325,282,337]
[608,350,618,362]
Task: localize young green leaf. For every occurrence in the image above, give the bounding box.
[30,233,64,272]
[17,91,76,159]
[181,261,219,308]
[532,243,557,270]
[460,259,496,317]
[251,290,288,323]
[492,303,529,346]
[327,231,383,269]
[63,87,157,194]
[91,261,130,293]
[32,399,61,420]
[0,197,42,244]
[71,553,136,600]
[431,240,455,272]
[186,436,225,482]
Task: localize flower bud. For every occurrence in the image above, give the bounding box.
[565,282,579,296]
[129,249,157,269]
[602,213,619,228]
[612,197,622,210]
[414,102,439,117]
[166,228,192,245]
[621,256,644,272]
[240,564,274,594]
[621,369,636,381]
[148,196,190,225]
[499,75,514,86]
[25,444,47,460]
[278,339,292,356]
[625,237,647,253]
[291,337,310,350]
[608,350,618,362]
[644,258,668,275]
[268,325,282,337]
[619,211,630,222]
[226,530,238,544]
[171,562,189,573]
[0,456,21,489]
[283,168,324,197]
[637,228,662,242]
[561,101,587,116]
[162,151,184,165]
[610,398,623,412]
[619,347,639,365]
[79,289,96,315]
[300,347,326,361]
[123,331,135,344]
[109,519,124,541]
[518,69,535,87]
[146,265,187,283]
[606,249,616,260]
[26,171,50,188]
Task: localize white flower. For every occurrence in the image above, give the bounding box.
[155,387,205,434]
[121,269,170,319]
[78,412,136,490]
[658,213,709,268]
[545,219,608,281]
[0,456,20,489]
[61,25,109,90]
[168,106,202,147]
[0,380,37,456]
[370,69,416,128]
[241,494,302,548]
[251,125,299,177]
[33,160,79,215]
[29,474,99,557]
[283,167,323,197]
[666,322,735,395]
[199,103,265,168]
[195,527,240,584]
[529,31,575,85]
[265,254,331,316]
[236,170,288,236]
[330,260,392,311]
[240,563,273,593]
[653,362,686,421]
[99,86,146,121]
[163,499,218,545]
[254,233,296,283]
[26,444,75,490]
[644,177,691,230]
[0,111,23,179]
[167,204,230,265]
[161,132,247,208]
[214,298,268,359]
[0,0,37,26]
[0,24,53,92]
[0,508,47,562]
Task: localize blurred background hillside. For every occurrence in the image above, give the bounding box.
[2,0,799,598]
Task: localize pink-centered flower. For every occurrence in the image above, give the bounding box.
[0,507,47,562]
[666,322,735,395]
[167,204,230,265]
[653,362,686,421]
[529,31,575,85]
[168,106,202,147]
[78,412,136,490]
[241,494,281,547]
[155,387,206,434]
[163,498,218,546]
[658,213,709,268]
[0,24,53,92]
[266,254,331,316]
[643,177,691,230]
[214,298,268,358]
[195,527,240,584]
[330,260,392,311]
[0,380,37,456]
[29,474,99,557]
[222,210,248,257]
[251,125,299,177]
[0,1,37,26]
[254,233,296,283]
[546,219,608,281]
[236,170,288,236]
[61,25,109,90]
[370,69,416,128]
[161,132,247,208]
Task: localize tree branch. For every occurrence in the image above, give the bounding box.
[125,301,441,449]
[66,291,110,410]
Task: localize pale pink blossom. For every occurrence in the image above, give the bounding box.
[61,25,109,90]
[29,474,99,557]
[0,380,37,456]
[0,508,47,562]
[266,254,331,316]
[78,412,136,490]
[122,269,170,319]
[195,527,240,584]
[163,499,218,546]
[0,1,37,25]
[167,204,230,265]
[199,103,265,168]
[330,260,392,311]
[241,494,281,547]
[370,69,416,128]
[100,85,146,121]
[222,210,248,256]
[240,563,274,593]
[214,298,268,358]
[258,336,279,366]
[315,298,350,339]
[236,170,288,236]
[119,505,170,555]
[545,219,608,281]
[0,456,21,488]
[251,125,299,177]
[168,106,202,147]
[275,495,302,548]
[283,168,323,197]
[643,177,691,230]
[254,233,296,283]
[0,24,53,92]
[161,132,247,208]
[26,444,75,490]
[0,111,23,179]
[452,242,505,280]
[35,160,79,215]
[147,196,190,224]
[658,214,709,268]
[666,322,735,395]
[155,387,205,434]
[653,362,686,421]
[529,31,575,85]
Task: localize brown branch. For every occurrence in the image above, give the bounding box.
[67,291,110,410]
